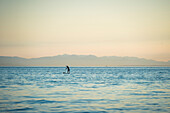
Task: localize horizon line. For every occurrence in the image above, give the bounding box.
[0,65,170,67]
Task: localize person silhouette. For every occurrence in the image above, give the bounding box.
[65,65,70,74]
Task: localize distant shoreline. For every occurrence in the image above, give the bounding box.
[0,55,170,67]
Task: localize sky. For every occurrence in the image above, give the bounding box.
[0,0,170,61]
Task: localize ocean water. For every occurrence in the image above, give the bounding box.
[0,67,170,113]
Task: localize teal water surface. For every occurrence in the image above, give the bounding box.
[0,67,170,113]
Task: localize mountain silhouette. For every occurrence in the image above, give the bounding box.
[0,54,169,66]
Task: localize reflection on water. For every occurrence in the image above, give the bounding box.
[0,67,170,112]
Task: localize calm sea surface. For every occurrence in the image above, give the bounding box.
[0,67,170,113]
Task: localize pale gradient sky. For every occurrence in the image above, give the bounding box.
[0,0,170,61]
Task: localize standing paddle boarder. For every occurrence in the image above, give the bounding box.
[65,65,70,74]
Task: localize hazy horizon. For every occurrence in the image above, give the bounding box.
[0,0,170,61]
[1,54,170,67]
[0,54,170,62]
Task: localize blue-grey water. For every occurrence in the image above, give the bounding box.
[0,67,170,113]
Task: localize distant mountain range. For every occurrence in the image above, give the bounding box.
[0,54,170,66]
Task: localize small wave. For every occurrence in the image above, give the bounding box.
[51,105,65,108]
[134,81,154,85]
[152,91,166,93]
[163,97,170,99]
[0,86,7,88]
[13,99,66,104]
[107,107,138,111]
[130,93,156,96]
[26,99,65,104]
[22,96,46,98]
[152,108,168,112]
[146,103,159,105]
[71,99,117,104]
[5,107,34,111]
